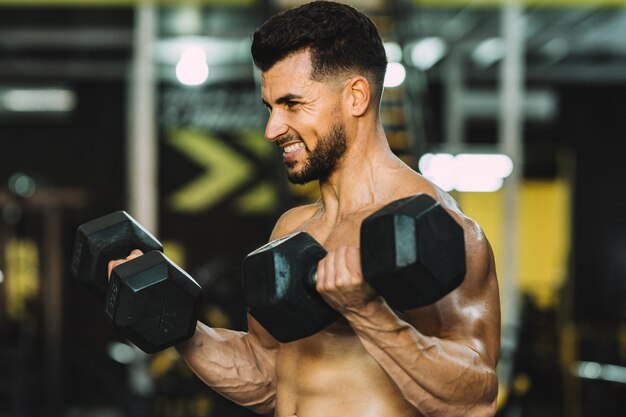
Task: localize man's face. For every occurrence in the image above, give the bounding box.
[261,50,348,184]
[282,120,347,184]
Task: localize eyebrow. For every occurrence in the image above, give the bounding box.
[262,93,304,109]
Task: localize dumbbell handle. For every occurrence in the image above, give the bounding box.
[71,211,163,301]
[104,249,155,319]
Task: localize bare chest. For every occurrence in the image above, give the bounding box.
[297,212,372,251]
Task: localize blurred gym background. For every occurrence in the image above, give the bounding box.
[0,0,625,416]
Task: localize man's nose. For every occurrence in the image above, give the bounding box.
[265,111,289,142]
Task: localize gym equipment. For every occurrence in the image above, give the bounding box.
[360,194,466,310]
[106,250,202,353]
[71,211,202,353]
[242,194,466,343]
[71,211,163,301]
[243,232,337,342]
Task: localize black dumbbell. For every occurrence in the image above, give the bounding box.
[360,194,466,310]
[243,232,338,342]
[71,211,202,353]
[242,194,466,343]
[71,211,163,300]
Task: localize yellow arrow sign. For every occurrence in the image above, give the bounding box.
[167,129,253,213]
[232,130,278,214]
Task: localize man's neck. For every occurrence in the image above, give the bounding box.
[317,122,404,219]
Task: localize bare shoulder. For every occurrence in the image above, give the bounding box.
[393,169,463,218]
[269,201,321,241]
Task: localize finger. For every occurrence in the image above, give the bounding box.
[126,249,143,260]
[333,246,351,286]
[315,256,325,289]
[345,246,363,284]
[107,259,125,280]
[320,251,336,291]
[109,250,144,278]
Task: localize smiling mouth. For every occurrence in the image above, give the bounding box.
[283,142,305,154]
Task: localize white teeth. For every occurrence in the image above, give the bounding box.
[283,142,304,153]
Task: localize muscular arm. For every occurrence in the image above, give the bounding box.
[107,252,276,413]
[107,266,277,414]
[174,205,318,414]
[317,218,501,417]
[176,316,279,414]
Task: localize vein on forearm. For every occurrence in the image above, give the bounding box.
[344,300,496,408]
[177,323,276,411]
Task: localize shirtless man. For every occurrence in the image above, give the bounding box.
[110,2,500,416]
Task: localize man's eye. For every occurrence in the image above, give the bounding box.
[285,101,299,109]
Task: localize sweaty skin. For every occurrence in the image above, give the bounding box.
[114,50,500,417]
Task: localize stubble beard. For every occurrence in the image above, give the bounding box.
[284,121,348,185]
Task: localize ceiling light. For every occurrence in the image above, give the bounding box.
[418,152,513,192]
[472,38,505,68]
[410,37,448,70]
[176,46,209,86]
[2,88,76,112]
[384,62,406,88]
[384,41,403,63]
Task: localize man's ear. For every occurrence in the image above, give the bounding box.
[344,76,371,117]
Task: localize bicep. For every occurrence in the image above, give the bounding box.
[404,224,501,367]
[247,314,280,352]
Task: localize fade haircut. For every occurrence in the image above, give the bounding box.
[251,1,388,105]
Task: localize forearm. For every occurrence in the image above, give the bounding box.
[176,322,276,414]
[344,299,497,417]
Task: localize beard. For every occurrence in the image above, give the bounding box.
[284,121,348,185]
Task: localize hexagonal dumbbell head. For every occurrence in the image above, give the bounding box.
[243,232,339,343]
[106,251,202,354]
[70,211,163,301]
[360,194,466,310]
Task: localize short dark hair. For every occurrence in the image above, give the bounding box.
[251,1,387,102]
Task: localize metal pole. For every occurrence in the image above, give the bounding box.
[498,0,525,390]
[444,47,464,153]
[128,4,158,234]
[126,3,158,398]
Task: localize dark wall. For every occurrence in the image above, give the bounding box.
[563,85,626,324]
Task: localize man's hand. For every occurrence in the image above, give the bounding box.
[106,249,144,281]
[315,246,379,313]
